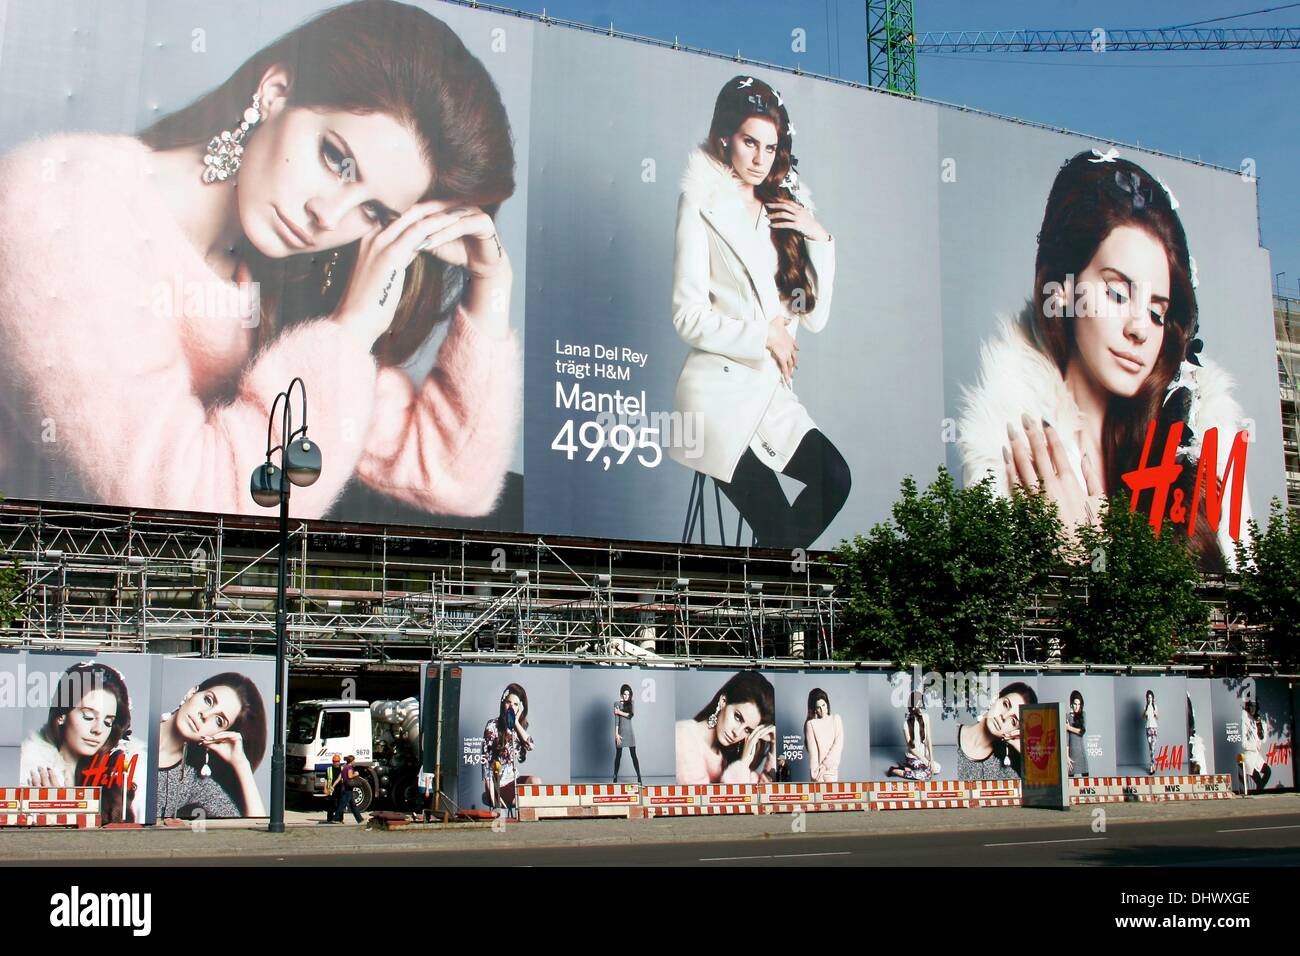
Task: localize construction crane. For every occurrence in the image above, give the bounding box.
[867,1,1300,95]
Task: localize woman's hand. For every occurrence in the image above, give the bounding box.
[27,764,70,788]
[200,732,250,773]
[615,733,623,747]
[740,724,776,769]
[334,200,509,346]
[766,316,798,384]
[1006,415,1105,539]
[766,199,830,242]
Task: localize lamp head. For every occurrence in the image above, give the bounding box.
[250,461,284,507]
[285,434,322,487]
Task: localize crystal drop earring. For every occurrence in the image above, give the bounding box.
[202,92,262,184]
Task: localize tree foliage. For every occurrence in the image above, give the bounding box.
[827,468,1062,672]
[1057,493,1208,665]
[1233,498,1300,669]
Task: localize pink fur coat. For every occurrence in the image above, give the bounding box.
[0,134,521,518]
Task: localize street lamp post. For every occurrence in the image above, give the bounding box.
[249,377,322,834]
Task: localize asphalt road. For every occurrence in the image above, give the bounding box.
[53,812,1300,867]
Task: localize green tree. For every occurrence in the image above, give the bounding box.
[827,468,1062,672]
[1233,498,1300,669]
[1057,493,1207,664]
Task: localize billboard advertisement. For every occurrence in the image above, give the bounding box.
[1209,677,1295,792]
[0,0,1282,558]
[442,666,1289,812]
[0,651,273,822]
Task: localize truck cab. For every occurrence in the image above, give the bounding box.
[286,699,377,812]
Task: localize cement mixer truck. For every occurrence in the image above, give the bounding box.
[286,698,425,813]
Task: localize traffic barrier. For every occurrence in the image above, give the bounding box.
[642,784,699,810]
[1069,777,1124,804]
[645,804,754,818]
[968,780,1021,807]
[519,803,644,821]
[22,787,101,827]
[1194,774,1233,798]
[1116,776,1157,802]
[515,784,584,808]
[871,779,969,810]
[760,782,868,813]
[579,784,640,807]
[698,783,760,808]
[0,787,27,827]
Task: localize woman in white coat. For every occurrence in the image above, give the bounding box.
[667,75,850,550]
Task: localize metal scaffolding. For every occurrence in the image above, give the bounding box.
[0,500,843,671]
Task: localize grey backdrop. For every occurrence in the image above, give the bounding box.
[1112,676,1187,776]
[157,656,274,820]
[569,666,676,785]
[769,671,871,782]
[1036,674,1117,778]
[455,663,571,810]
[1209,676,1294,791]
[521,26,944,549]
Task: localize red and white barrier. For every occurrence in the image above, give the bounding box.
[1116,776,1157,802]
[19,787,101,827]
[579,784,640,807]
[642,785,701,810]
[1194,774,1233,798]
[1069,777,1123,804]
[870,779,969,810]
[646,804,754,818]
[968,780,1022,807]
[699,784,760,808]
[515,784,584,808]
[760,782,869,813]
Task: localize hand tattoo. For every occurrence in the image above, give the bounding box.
[378,269,397,307]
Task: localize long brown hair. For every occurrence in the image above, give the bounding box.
[1029,151,1222,568]
[140,0,516,366]
[703,76,818,313]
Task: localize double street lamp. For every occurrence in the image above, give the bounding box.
[250,377,322,833]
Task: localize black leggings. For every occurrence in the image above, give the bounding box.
[614,746,641,780]
[716,429,851,549]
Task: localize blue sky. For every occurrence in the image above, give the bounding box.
[496,0,1300,298]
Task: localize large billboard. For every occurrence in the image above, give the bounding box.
[0,651,275,821]
[0,0,1282,560]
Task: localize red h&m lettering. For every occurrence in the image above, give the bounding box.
[1266,742,1292,766]
[1121,423,1247,541]
[1188,428,1249,543]
[1154,744,1184,772]
[1121,421,1184,537]
[81,751,138,790]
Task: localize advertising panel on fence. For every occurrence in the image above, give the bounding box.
[1114,676,1188,776]
[1209,677,1294,792]
[155,657,275,822]
[455,664,570,812]
[0,0,1282,558]
[0,651,273,822]
[1036,675,1117,778]
[767,671,870,783]
[570,667,675,787]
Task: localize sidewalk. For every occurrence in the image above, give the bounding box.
[2,793,1297,862]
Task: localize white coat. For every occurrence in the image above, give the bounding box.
[667,149,836,482]
[956,307,1253,566]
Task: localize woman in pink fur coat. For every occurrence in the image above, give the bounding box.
[0,1,521,519]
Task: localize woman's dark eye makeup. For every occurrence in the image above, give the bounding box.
[320,135,396,227]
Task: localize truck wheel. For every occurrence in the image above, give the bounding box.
[349,776,375,814]
[391,775,422,812]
